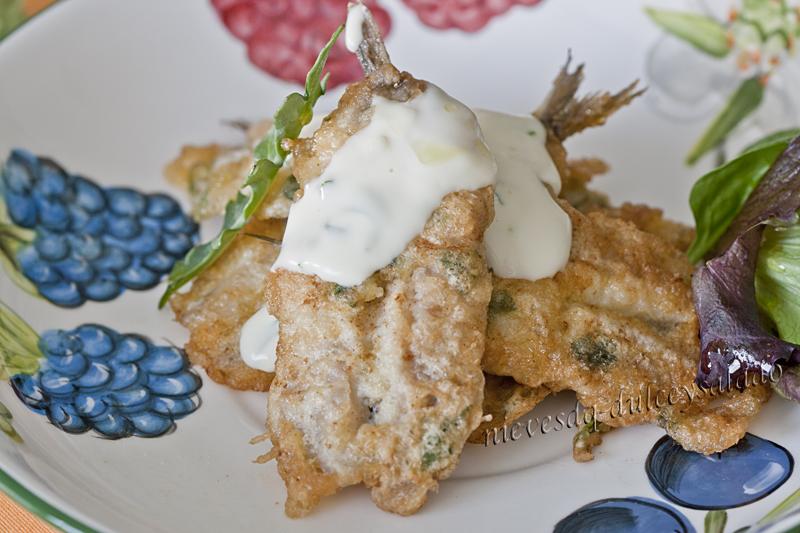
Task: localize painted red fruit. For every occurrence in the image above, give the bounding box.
[211,0,392,88]
[401,0,543,32]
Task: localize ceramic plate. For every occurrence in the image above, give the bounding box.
[0,0,799,531]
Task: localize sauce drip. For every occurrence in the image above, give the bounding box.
[239,307,280,373]
[345,2,368,52]
[477,110,571,281]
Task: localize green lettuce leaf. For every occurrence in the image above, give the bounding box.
[743,128,800,153]
[687,129,800,263]
[756,222,800,344]
[644,8,731,58]
[686,76,765,165]
[159,25,343,308]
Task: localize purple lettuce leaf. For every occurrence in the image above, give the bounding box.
[695,136,800,388]
[774,366,800,402]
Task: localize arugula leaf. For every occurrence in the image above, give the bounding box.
[644,8,731,58]
[687,130,799,263]
[686,77,765,165]
[159,25,343,308]
[756,223,800,343]
[704,510,727,533]
[0,301,41,380]
[253,33,334,163]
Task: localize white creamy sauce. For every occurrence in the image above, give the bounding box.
[239,115,328,372]
[477,110,572,281]
[272,84,497,286]
[242,53,573,369]
[345,3,368,52]
[239,307,280,372]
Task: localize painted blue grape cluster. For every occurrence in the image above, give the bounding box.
[1,149,198,307]
[11,324,201,438]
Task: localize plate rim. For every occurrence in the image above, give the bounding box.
[0,465,96,533]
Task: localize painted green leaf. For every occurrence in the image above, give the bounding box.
[159,25,343,308]
[645,8,731,58]
[0,220,38,298]
[0,201,38,297]
[757,487,800,526]
[0,0,26,41]
[0,301,41,380]
[0,402,22,443]
[704,510,727,533]
[686,130,798,263]
[687,77,765,166]
[738,0,795,49]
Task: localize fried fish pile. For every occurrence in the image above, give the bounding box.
[163,28,769,519]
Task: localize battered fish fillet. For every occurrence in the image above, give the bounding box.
[593,203,695,253]
[266,63,493,516]
[469,201,696,445]
[469,59,645,445]
[482,202,770,455]
[170,218,283,391]
[476,58,768,455]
